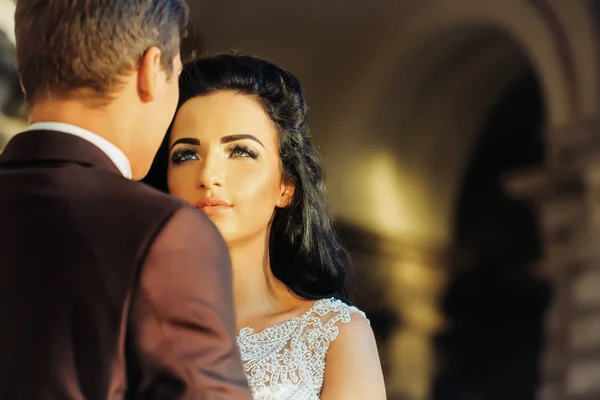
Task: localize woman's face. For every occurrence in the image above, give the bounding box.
[167,90,294,244]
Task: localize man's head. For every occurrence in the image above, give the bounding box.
[14,0,188,179]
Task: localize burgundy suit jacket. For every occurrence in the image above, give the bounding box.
[0,130,251,400]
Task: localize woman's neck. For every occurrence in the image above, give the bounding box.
[228,231,292,331]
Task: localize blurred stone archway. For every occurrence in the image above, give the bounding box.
[189,0,600,398]
[2,0,600,398]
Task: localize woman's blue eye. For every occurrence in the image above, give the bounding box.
[229,145,258,159]
[170,148,198,164]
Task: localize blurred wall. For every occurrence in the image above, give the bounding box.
[0,0,26,150]
[0,0,15,44]
[188,0,600,399]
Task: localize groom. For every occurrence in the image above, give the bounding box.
[0,1,251,399]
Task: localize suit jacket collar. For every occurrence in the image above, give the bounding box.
[27,122,132,178]
[0,129,123,176]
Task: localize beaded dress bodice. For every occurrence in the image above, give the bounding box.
[236,298,366,400]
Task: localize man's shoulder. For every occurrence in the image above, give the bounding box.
[98,175,186,214]
[105,178,216,234]
[65,173,191,237]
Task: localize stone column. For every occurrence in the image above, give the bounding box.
[506,117,600,400]
[337,222,448,400]
[383,242,447,400]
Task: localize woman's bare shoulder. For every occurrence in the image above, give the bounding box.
[320,301,387,400]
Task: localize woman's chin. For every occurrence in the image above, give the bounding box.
[209,221,233,241]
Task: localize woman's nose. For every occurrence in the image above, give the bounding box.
[196,156,224,189]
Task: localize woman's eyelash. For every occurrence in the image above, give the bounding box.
[170,145,258,164]
[229,144,258,159]
[170,148,198,164]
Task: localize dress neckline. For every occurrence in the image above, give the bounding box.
[237,298,329,338]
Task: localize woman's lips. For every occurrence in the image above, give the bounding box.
[196,197,232,216]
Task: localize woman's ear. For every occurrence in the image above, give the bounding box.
[277,180,296,208]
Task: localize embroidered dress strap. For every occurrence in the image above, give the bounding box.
[236,298,368,400]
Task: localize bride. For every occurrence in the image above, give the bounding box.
[143,53,386,400]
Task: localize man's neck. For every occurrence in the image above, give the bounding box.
[29,99,126,149]
[28,98,139,178]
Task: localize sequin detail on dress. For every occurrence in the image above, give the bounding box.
[236,298,367,400]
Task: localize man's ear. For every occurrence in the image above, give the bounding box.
[137,46,163,103]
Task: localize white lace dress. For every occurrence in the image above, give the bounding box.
[236,297,367,400]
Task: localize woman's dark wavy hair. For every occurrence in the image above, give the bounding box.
[142,53,348,299]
